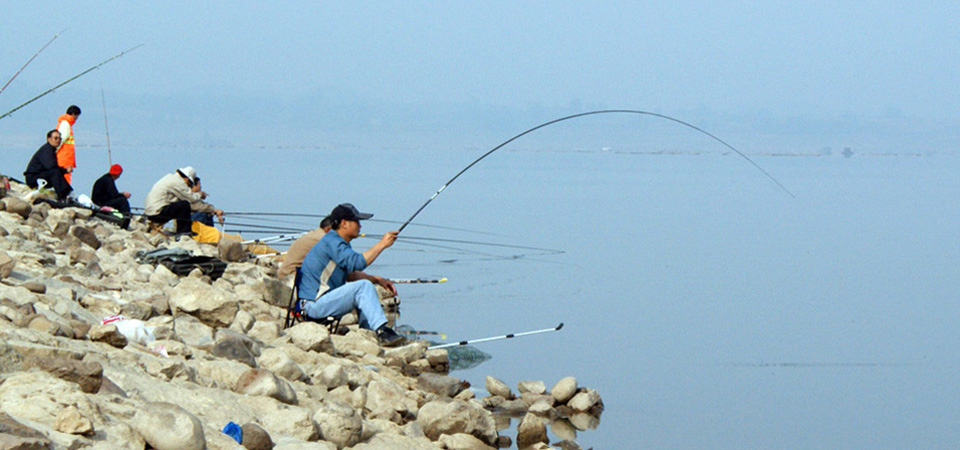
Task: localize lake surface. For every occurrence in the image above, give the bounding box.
[7,125,959,449]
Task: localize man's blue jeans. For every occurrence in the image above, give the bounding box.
[302,279,387,331]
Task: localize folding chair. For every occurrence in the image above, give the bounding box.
[283,268,343,333]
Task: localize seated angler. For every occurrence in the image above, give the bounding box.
[23,129,73,201]
[91,164,131,213]
[143,166,223,236]
[297,203,407,347]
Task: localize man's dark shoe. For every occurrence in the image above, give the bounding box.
[376,325,407,347]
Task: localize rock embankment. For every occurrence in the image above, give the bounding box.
[0,179,602,450]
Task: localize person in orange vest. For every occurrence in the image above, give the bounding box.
[56,105,81,184]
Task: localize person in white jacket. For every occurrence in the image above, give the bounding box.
[143,166,223,235]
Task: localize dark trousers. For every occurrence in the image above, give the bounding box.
[99,197,131,214]
[25,169,72,201]
[148,200,192,233]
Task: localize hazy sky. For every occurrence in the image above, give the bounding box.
[2,1,958,147]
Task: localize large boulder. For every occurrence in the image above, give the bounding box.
[516,413,548,449]
[365,379,418,422]
[313,401,362,449]
[484,376,512,399]
[132,402,206,450]
[416,399,498,446]
[234,369,298,405]
[287,321,334,354]
[550,377,578,404]
[169,277,238,327]
[22,355,102,393]
[257,347,306,382]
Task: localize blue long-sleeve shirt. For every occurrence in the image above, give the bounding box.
[297,231,368,300]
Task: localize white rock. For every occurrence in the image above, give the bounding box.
[258,347,306,382]
[517,380,546,395]
[437,433,497,450]
[550,376,577,403]
[313,401,362,449]
[484,376,512,399]
[567,388,601,411]
[132,402,206,450]
[169,278,238,327]
[287,321,334,354]
[365,378,418,422]
[417,399,498,446]
[234,368,298,405]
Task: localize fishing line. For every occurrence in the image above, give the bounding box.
[363,233,565,255]
[0,44,143,121]
[100,81,112,165]
[0,29,66,96]
[225,211,499,236]
[398,109,795,233]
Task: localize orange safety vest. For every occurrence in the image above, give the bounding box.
[56,114,76,184]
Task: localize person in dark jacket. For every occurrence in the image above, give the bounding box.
[24,130,73,201]
[91,164,131,213]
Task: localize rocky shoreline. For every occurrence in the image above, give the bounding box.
[0,179,602,450]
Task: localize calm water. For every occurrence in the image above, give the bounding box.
[7,129,959,449]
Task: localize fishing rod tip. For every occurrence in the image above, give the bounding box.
[438,278,448,283]
[556,322,564,331]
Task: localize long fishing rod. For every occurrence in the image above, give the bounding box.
[100,81,112,165]
[428,322,564,350]
[398,109,795,233]
[225,211,501,236]
[0,29,65,96]
[0,44,143,121]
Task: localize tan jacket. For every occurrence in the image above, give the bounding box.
[143,172,215,216]
[277,228,327,279]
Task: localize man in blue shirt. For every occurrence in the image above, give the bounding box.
[298,203,406,346]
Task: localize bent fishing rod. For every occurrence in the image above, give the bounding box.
[0,44,143,121]
[398,110,795,233]
[0,29,66,96]
[428,322,564,350]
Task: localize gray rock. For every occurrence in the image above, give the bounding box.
[2,197,32,219]
[0,249,14,279]
[20,280,46,293]
[212,337,258,367]
[133,402,206,450]
[22,356,102,393]
[550,377,578,404]
[417,373,465,398]
[0,411,52,449]
[218,236,245,262]
[313,401,362,449]
[173,314,215,347]
[241,422,274,450]
[70,226,101,249]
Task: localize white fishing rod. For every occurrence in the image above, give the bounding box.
[428,323,564,350]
